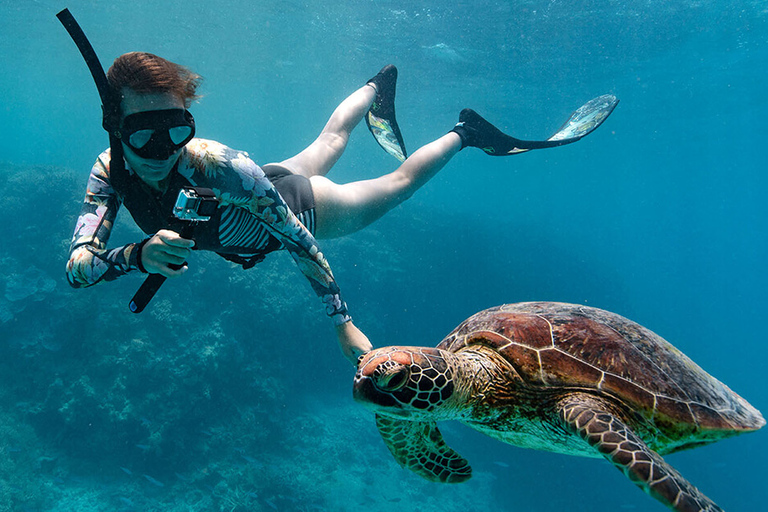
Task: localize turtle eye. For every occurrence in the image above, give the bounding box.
[373,363,411,392]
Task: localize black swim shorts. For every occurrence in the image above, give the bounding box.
[262,163,316,235]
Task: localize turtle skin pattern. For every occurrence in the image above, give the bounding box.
[560,393,721,512]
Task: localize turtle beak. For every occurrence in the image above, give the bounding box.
[353,372,399,409]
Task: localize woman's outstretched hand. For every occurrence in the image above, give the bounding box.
[336,321,373,366]
[140,229,195,277]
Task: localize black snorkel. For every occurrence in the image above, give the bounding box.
[56,8,126,178]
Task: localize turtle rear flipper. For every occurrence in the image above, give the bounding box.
[558,393,723,512]
[375,414,471,483]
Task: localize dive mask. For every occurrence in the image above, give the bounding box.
[120,109,196,160]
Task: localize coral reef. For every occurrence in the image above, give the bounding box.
[0,162,499,511]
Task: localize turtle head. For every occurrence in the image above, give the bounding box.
[353,346,456,418]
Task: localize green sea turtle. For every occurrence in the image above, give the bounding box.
[353,302,764,512]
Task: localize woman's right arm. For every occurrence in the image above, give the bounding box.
[66,152,145,288]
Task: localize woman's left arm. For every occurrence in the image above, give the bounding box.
[196,146,352,325]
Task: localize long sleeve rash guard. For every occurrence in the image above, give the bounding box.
[66,138,351,325]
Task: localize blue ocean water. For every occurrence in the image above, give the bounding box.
[1,0,766,510]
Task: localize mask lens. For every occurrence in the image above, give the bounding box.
[121,109,196,159]
[169,125,193,145]
[128,129,154,149]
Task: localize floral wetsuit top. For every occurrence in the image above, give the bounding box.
[66,138,351,325]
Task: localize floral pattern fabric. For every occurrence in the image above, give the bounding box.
[66,139,351,325]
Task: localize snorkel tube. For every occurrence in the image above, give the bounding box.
[56,9,125,177]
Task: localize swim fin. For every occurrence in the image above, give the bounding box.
[451,94,619,155]
[366,65,408,162]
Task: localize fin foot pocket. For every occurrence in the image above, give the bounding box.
[451,109,528,155]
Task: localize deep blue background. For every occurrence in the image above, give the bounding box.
[1,1,765,510]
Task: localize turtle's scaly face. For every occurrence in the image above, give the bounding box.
[353,346,455,418]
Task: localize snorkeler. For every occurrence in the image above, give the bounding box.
[60,21,617,366]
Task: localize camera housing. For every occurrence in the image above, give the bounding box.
[173,187,219,222]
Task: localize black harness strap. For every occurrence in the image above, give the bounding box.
[216,252,266,269]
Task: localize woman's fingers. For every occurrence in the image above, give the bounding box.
[156,229,195,247]
[141,230,195,276]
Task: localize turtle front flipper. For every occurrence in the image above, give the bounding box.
[375,413,471,483]
[558,393,722,512]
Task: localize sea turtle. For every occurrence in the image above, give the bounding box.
[353,302,764,512]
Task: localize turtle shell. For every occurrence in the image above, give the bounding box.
[438,302,764,438]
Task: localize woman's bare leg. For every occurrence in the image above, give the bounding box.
[311,132,462,239]
[268,85,376,178]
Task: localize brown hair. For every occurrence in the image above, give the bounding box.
[107,52,202,108]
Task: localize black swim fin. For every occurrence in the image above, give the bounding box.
[366,65,408,162]
[451,94,619,155]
